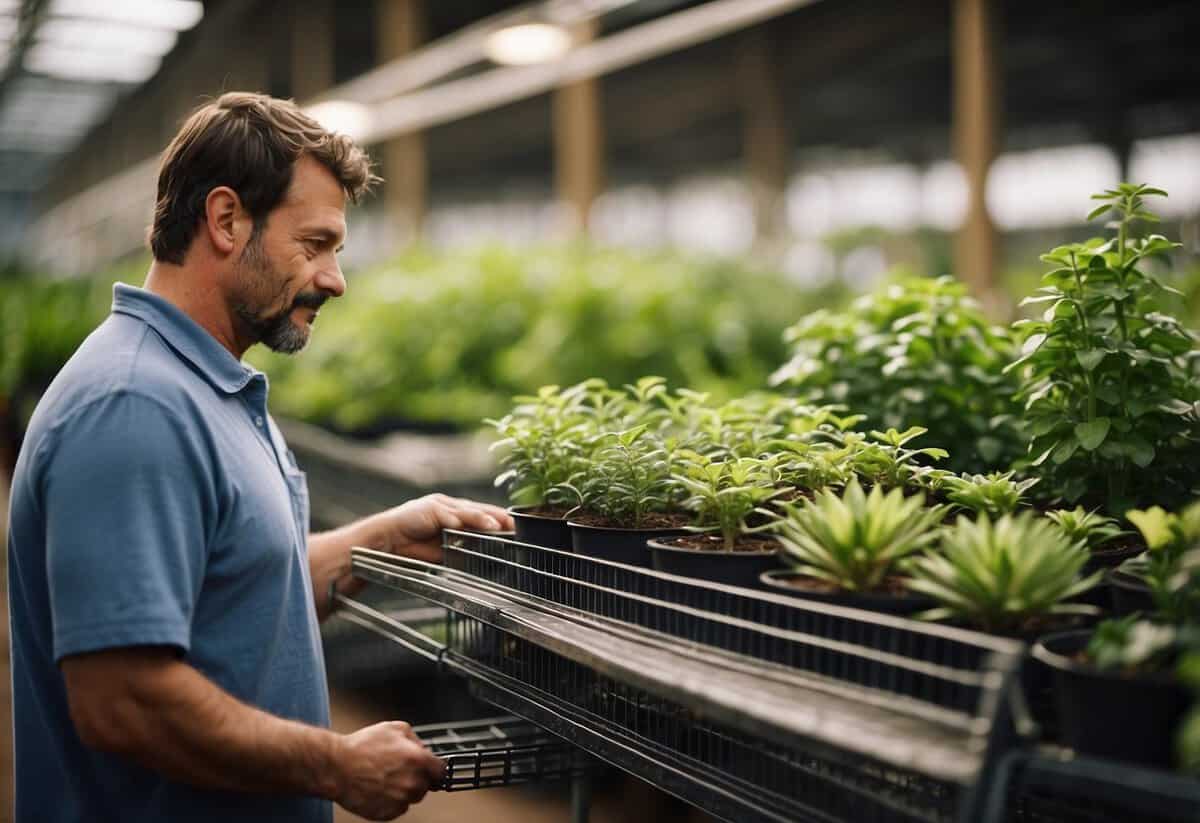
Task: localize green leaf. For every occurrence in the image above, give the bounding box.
[1086,203,1112,221]
[1125,436,1155,468]
[1021,333,1047,356]
[1075,349,1106,372]
[1052,439,1080,464]
[1075,418,1111,451]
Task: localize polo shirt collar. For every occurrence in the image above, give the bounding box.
[111,282,262,395]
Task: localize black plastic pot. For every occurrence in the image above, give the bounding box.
[1108,569,1155,616]
[509,505,572,551]
[1082,543,1144,575]
[1033,630,1191,768]
[757,570,935,615]
[648,537,779,591]
[569,521,688,568]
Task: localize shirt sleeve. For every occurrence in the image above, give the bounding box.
[43,391,214,662]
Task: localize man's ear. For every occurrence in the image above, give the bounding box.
[204,186,244,256]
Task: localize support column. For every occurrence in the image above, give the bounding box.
[738,28,790,259]
[953,0,1000,300]
[292,0,335,101]
[378,0,427,247]
[553,20,604,235]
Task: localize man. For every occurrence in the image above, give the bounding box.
[7,92,513,822]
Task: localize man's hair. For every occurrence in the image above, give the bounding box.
[149,91,379,264]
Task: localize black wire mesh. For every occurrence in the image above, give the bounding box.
[441,531,1019,722]
[414,715,583,791]
[987,753,1200,823]
[341,534,1030,822]
[446,612,959,823]
[340,535,1197,822]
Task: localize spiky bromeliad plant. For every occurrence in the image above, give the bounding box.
[1044,506,1127,551]
[1007,184,1200,513]
[906,512,1102,635]
[772,479,946,593]
[673,452,787,551]
[944,471,1039,518]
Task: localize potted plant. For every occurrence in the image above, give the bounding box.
[906,511,1105,740]
[1006,184,1200,513]
[561,423,690,567]
[1180,642,1200,774]
[487,381,595,550]
[760,479,946,613]
[1034,617,1195,768]
[1038,531,1199,763]
[649,453,786,589]
[943,471,1039,517]
[1045,506,1135,573]
[838,426,950,491]
[1111,500,1200,617]
[905,511,1103,638]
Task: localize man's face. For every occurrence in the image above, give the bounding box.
[228,154,348,354]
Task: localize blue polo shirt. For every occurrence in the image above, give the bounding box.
[7,283,331,822]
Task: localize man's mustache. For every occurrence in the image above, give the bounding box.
[291,292,328,311]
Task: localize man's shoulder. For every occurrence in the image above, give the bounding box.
[26,314,210,448]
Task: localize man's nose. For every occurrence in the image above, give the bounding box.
[315,258,346,298]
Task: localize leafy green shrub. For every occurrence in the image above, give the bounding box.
[253,245,834,431]
[1008,185,1200,512]
[771,275,1023,473]
[906,512,1102,634]
[832,426,949,490]
[0,273,114,421]
[558,424,680,528]
[487,382,593,507]
[944,471,1039,517]
[772,479,945,592]
[673,453,785,550]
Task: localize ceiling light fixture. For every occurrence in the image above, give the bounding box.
[303,100,374,141]
[484,22,572,66]
[25,42,161,84]
[47,0,203,32]
[37,18,178,56]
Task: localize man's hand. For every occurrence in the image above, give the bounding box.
[369,493,514,563]
[333,721,445,820]
[310,494,514,619]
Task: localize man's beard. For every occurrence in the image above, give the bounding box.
[231,232,326,354]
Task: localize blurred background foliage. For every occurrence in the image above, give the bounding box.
[2,242,1198,439]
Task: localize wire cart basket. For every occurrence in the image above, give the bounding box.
[333,530,1200,823]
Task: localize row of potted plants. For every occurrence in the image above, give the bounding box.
[485,183,1200,774]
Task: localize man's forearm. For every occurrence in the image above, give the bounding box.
[308,514,389,620]
[71,652,344,799]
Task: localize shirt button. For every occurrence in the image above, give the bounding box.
[254,416,264,427]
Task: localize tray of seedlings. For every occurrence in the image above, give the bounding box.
[340,533,1023,823]
[333,185,1200,821]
